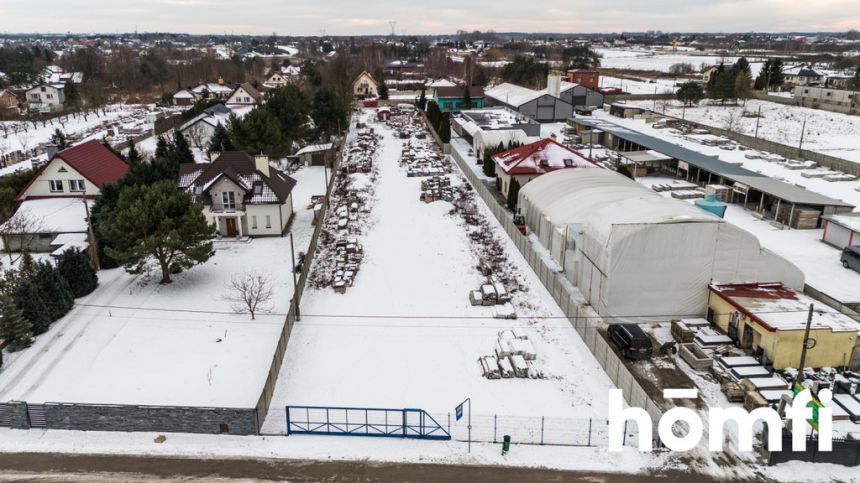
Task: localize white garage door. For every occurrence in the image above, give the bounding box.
[824,222,852,249]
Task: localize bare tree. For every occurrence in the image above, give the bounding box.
[224,270,275,320]
[723,109,742,134]
[0,210,47,263]
[16,131,31,155]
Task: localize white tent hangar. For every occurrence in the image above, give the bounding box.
[517,169,804,318]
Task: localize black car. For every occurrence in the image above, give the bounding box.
[607,324,654,360]
[841,246,860,274]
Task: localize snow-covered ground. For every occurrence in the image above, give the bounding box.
[261,109,618,434]
[634,99,860,164]
[0,166,325,407]
[596,47,764,76]
[599,75,683,95]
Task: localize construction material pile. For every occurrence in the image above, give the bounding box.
[479,329,542,379]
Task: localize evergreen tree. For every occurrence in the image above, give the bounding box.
[707,62,725,95]
[50,129,68,150]
[732,57,751,77]
[676,81,704,106]
[712,70,737,103]
[439,115,451,143]
[482,148,497,177]
[754,70,768,90]
[63,80,81,109]
[507,177,520,211]
[310,87,347,141]
[416,86,427,111]
[735,71,753,106]
[266,84,311,151]
[208,123,234,154]
[126,140,142,167]
[155,135,169,159]
[378,79,389,100]
[462,85,472,110]
[768,59,785,87]
[56,247,98,298]
[230,108,290,158]
[101,180,216,284]
[14,261,74,334]
[171,129,195,164]
[0,296,32,350]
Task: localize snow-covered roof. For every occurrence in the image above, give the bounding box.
[710,283,860,333]
[5,198,92,234]
[485,83,544,107]
[295,143,334,156]
[825,213,860,234]
[426,79,456,88]
[493,139,598,175]
[173,89,197,99]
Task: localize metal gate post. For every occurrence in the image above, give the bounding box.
[494,414,497,443]
[622,420,628,446]
[402,409,407,438]
[285,407,291,435]
[447,412,450,435]
[540,416,545,445]
[587,418,592,446]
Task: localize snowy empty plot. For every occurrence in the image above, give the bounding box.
[595,47,763,76]
[637,99,860,163]
[0,237,298,407]
[261,111,616,433]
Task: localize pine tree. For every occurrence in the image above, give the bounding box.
[14,277,50,334]
[0,296,33,350]
[769,59,784,87]
[51,129,68,150]
[101,180,215,284]
[56,247,98,298]
[126,140,142,166]
[171,129,195,164]
[378,79,389,100]
[155,136,169,159]
[482,149,497,177]
[208,123,234,154]
[439,115,451,143]
[507,177,520,211]
[676,81,704,106]
[416,86,427,110]
[63,80,81,109]
[30,261,74,329]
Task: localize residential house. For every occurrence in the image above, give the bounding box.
[702,66,718,85]
[191,81,234,100]
[178,152,297,238]
[0,89,20,116]
[425,78,457,98]
[281,64,302,78]
[6,140,128,253]
[353,71,378,98]
[178,103,253,148]
[263,72,288,89]
[386,60,424,76]
[708,283,859,370]
[173,88,198,106]
[783,64,824,87]
[26,84,65,113]
[433,86,485,113]
[492,138,598,197]
[41,65,84,85]
[226,82,262,106]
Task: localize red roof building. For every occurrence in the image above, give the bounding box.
[492,138,599,198]
[17,139,128,201]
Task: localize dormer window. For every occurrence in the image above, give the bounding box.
[254,183,262,195]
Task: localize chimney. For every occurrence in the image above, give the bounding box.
[547,70,562,98]
[255,154,270,177]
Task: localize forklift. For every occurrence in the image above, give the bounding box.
[513,214,527,235]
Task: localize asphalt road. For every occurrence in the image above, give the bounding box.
[0,453,753,482]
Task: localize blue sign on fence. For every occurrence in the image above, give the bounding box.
[455,403,464,421]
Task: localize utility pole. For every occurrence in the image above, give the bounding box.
[798,116,807,153]
[82,192,100,271]
[797,304,815,384]
[754,106,761,138]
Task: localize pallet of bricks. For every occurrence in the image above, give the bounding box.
[420,176,454,203]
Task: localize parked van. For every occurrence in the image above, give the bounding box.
[841,246,860,273]
[608,324,654,360]
[397,103,416,112]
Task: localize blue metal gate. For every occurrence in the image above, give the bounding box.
[286,406,450,440]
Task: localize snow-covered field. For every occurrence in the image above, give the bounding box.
[590,111,860,303]
[637,99,860,164]
[599,75,683,95]
[596,47,764,76]
[261,110,617,433]
[0,166,325,408]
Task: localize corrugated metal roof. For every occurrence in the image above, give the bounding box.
[574,118,854,209]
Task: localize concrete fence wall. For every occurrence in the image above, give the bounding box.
[3,400,258,434]
[445,136,664,426]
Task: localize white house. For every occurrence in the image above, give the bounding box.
[263,72,288,89]
[26,84,65,112]
[173,88,198,106]
[353,71,378,98]
[226,82,263,106]
[191,82,234,100]
[178,152,297,238]
[179,103,253,147]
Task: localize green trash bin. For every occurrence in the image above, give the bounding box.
[502,435,511,454]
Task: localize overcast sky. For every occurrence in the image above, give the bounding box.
[1,0,858,36]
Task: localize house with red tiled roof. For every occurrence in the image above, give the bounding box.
[4,140,127,254]
[17,139,128,201]
[492,138,598,198]
[178,152,296,238]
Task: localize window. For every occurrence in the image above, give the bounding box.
[46,94,53,99]
[222,191,236,210]
[252,215,258,229]
[58,167,67,172]
[49,180,63,192]
[265,215,271,229]
[69,179,86,191]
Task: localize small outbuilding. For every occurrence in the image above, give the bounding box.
[822,212,860,250]
[295,143,335,167]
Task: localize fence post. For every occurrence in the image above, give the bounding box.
[623,420,628,446]
[540,416,545,445]
[285,407,291,435]
[588,417,592,446]
[448,412,451,435]
[494,414,497,443]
